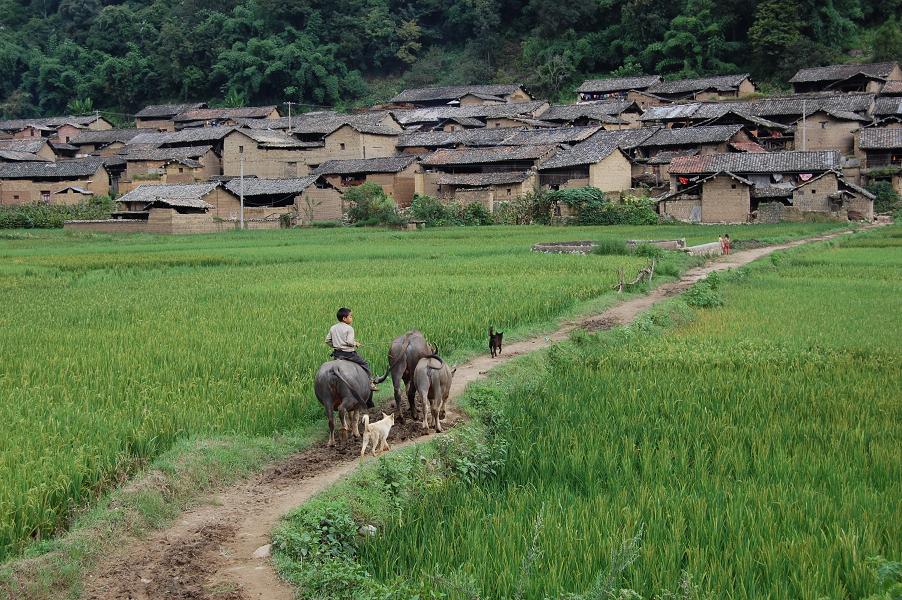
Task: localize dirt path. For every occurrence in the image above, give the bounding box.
[81,227,870,600]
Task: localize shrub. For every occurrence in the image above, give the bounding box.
[0,196,116,229]
[548,187,659,226]
[591,239,630,255]
[867,181,902,214]
[343,183,404,227]
[684,272,724,308]
[407,194,493,227]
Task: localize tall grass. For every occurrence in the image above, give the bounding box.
[359,227,902,598]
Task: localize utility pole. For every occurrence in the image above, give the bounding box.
[801,99,807,152]
[239,146,245,229]
[286,101,295,133]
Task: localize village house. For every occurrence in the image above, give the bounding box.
[0,157,110,205]
[396,126,600,154]
[0,115,113,142]
[433,171,538,210]
[856,128,902,196]
[537,100,642,129]
[0,139,58,162]
[69,129,157,156]
[391,101,549,131]
[790,62,901,94]
[874,95,902,126]
[694,111,793,151]
[114,181,237,219]
[576,76,663,102]
[536,130,636,193]
[221,129,322,179]
[644,74,756,102]
[286,112,403,165]
[126,126,235,154]
[173,106,281,129]
[389,84,532,107]
[134,103,207,131]
[224,175,344,224]
[658,150,871,223]
[312,155,418,208]
[119,145,220,193]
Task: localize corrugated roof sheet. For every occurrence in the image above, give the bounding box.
[0,157,106,179]
[577,76,662,94]
[669,151,842,174]
[312,155,418,175]
[135,103,206,118]
[790,62,898,83]
[436,171,530,186]
[646,74,750,95]
[224,176,320,197]
[858,128,902,149]
[391,84,526,103]
[421,144,557,166]
[70,128,156,146]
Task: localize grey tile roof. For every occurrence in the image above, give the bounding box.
[224,176,320,197]
[0,150,49,162]
[789,62,898,83]
[312,155,418,175]
[392,101,547,125]
[135,103,207,118]
[645,149,699,165]
[669,150,842,174]
[645,74,751,95]
[539,101,636,123]
[390,84,526,103]
[637,125,743,147]
[229,128,319,148]
[875,97,902,116]
[146,197,214,209]
[641,93,875,122]
[538,128,660,170]
[288,111,400,136]
[577,76,662,94]
[858,128,902,149]
[752,184,795,198]
[0,157,106,179]
[436,171,531,186]
[117,182,221,206]
[421,144,558,166]
[128,127,235,146]
[0,114,106,131]
[174,106,278,122]
[70,128,156,146]
[881,81,902,95]
[121,145,214,161]
[0,139,48,154]
[397,126,598,149]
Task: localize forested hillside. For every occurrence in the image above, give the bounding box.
[0,0,899,119]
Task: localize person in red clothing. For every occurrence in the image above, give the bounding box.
[723,233,731,255]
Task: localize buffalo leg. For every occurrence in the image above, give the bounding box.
[406,378,418,421]
[392,375,405,424]
[326,407,336,447]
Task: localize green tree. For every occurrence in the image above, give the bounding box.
[748,0,803,80]
[873,17,902,62]
[643,0,739,77]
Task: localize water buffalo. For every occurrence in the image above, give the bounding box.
[413,355,456,432]
[386,330,436,424]
[315,360,388,446]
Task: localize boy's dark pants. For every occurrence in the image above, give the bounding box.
[331,350,372,377]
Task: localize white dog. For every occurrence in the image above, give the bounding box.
[360,412,395,457]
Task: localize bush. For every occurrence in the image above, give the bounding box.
[548,187,659,226]
[0,196,116,229]
[867,181,902,214]
[684,272,724,308]
[343,183,404,227]
[407,194,493,227]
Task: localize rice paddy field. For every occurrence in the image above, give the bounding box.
[0,223,840,562]
[358,225,902,599]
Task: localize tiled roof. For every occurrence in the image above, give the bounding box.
[287,111,400,136]
[646,74,751,95]
[858,128,902,150]
[0,114,105,131]
[174,106,278,122]
[0,157,106,179]
[637,124,743,147]
[70,128,156,146]
[0,139,48,154]
[436,172,530,186]
[128,127,235,146]
[421,144,557,166]
[881,81,902,95]
[390,84,526,103]
[392,101,547,125]
[312,155,417,175]
[229,128,319,148]
[538,128,659,170]
[656,171,752,201]
[225,176,320,197]
[730,141,768,153]
[875,97,902,116]
[397,126,598,149]
[0,150,49,162]
[118,182,221,205]
[539,101,636,123]
[641,93,875,122]
[789,62,898,83]
[135,103,206,118]
[669,150,842,174]
[577,76,662,94]
[645,149,699,165]
[146,197,214,209]
[121,145,213,161]
[440,116,486,128]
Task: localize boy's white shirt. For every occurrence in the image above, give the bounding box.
[326,322,356,352]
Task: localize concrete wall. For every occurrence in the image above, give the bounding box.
[589,151,632,192]
[0,168,110,205]
[700,175,751,223]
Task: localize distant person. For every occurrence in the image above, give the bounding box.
[326,307,378,390]
[723,234,732,255]
[719,235,726,255]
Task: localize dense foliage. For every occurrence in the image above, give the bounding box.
[548,187,660,226]
[0,196,116,228]
[867,180,902,214]
[0,0,897,118]
[342,182,404,226]
[407,194,495,226]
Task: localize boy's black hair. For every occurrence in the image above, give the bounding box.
[337,307,352,321]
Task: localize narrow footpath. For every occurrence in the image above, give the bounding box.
[81,227,871,600]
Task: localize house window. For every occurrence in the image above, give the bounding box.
[238,145,244,153]
[731,184,736,189]
[811,189,816,194]
[340,143,346,150]
[820,122,827,129]
[494,123,500,127]
[178,167,184,173]
[13,195,19,201]
[41,191,51,203]
[506,188,512,195]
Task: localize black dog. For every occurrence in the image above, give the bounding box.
[489,327,503,358]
